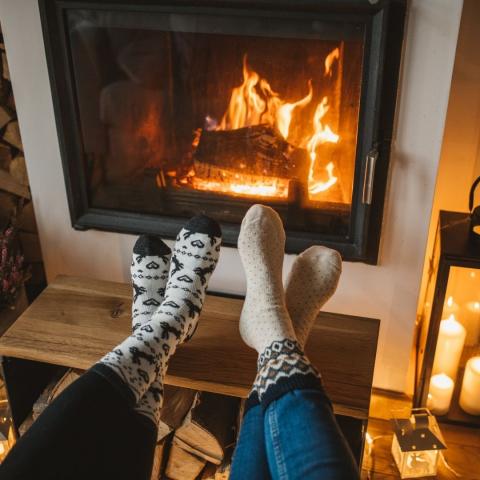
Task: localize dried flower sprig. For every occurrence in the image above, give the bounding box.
[0,226,28,309]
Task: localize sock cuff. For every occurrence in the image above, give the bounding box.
[249,338,327,411]
[90,362,137,408]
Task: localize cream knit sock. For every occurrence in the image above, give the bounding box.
[285,246,342,348]
[238,205,321,409]
[238,204,296,353]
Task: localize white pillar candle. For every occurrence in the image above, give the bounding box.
[443,296,459,317]
[432,314,466,380]
[427,373,454,415]
[463,301,480,346]
[459,357,480,415]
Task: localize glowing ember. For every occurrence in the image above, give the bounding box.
[192,175,289,198]
[191,49,341,201]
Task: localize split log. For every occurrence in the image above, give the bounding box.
[156,386,198,441]
[0,169,30,199]
[174,392,240,465]
[0,105,12,129]
[3,121,22,151]
[150,440,166,480]
[9,156,28,186]
[194,124,309,181]
[165,441,206,480]
[160,386,198,430]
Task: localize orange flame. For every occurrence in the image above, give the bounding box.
[204,50,341,200]
[325,48,340,76]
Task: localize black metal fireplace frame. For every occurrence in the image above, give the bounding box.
[39,0,406,263]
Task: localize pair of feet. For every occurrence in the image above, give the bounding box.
[99,204,341,428]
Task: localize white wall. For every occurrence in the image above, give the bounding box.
[0,0,463,393]
[417,0,480,328]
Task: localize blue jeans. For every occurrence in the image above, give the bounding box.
[231,389,359,480]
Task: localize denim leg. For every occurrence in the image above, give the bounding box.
[230,403,271,480]
[264,389,359,480]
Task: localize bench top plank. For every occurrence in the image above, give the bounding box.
[0,275,379,419]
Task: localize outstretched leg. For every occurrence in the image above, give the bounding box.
[0,215,221,480]
[231,205,357,480]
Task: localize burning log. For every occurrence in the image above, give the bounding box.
[193,124,309,182]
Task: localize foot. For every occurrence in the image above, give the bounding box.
[98,215,221,406]
[286,246,342,348]
[238,205,295,354]
[131,235,171,332]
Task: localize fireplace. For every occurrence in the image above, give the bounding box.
[40,0,405,262]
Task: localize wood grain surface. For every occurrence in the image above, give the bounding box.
[0,275,379,419]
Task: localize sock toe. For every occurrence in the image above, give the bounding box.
[183,214,222,238]
[133,235,171,257]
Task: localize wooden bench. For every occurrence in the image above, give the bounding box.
[0,275,379,465]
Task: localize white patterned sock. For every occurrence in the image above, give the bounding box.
[286,246,342,348]
[95,215,221,419]
[131,235,171,332]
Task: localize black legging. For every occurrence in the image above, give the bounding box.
[0,367,156,480]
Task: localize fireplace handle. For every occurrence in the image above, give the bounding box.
[362,148,378,205]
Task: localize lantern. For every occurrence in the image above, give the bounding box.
[391,408,446,478]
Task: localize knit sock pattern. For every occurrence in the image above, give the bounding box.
[97,216,221,415]
[129,235,172,427]
[285,246,342,348]
[250,338,322,409]
[238,205,296,353]
[131,235,171,332]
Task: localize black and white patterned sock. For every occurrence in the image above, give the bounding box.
[131,235,171,332]
[94,215,222,420]
[129,235,172,428]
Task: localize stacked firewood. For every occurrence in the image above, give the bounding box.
[0,27,46,302]
[29,371,241,479]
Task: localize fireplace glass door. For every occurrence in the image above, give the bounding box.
[41,0,406,260]
[69,10,363,223]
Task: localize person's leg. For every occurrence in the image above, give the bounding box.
[237,205,357,480]
[0,215,221,479]
[0,370,157,480]
[231,243,342,480]
[264,388,358,480]
[230,404,270,480]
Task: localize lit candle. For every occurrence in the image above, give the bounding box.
[463,301,480,346]
[427,373,454,415]
[459,357,480,415]
[443,296,459,317]
[432,314,466,380]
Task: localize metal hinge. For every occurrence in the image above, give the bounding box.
[362,148,378,205]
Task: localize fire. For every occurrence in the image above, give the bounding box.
[195,50,341,200]
[325,48,340,76]
[192,176,289,198]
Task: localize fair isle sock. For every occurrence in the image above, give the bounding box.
[285,246,342,348]
[94,215,221,418]
[237,205,321,411]
[238,205,296,353]
[250,338,322,409]
[131,235,171,333]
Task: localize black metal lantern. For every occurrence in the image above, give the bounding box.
[469,176,480,242]
[415,211,480,426]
